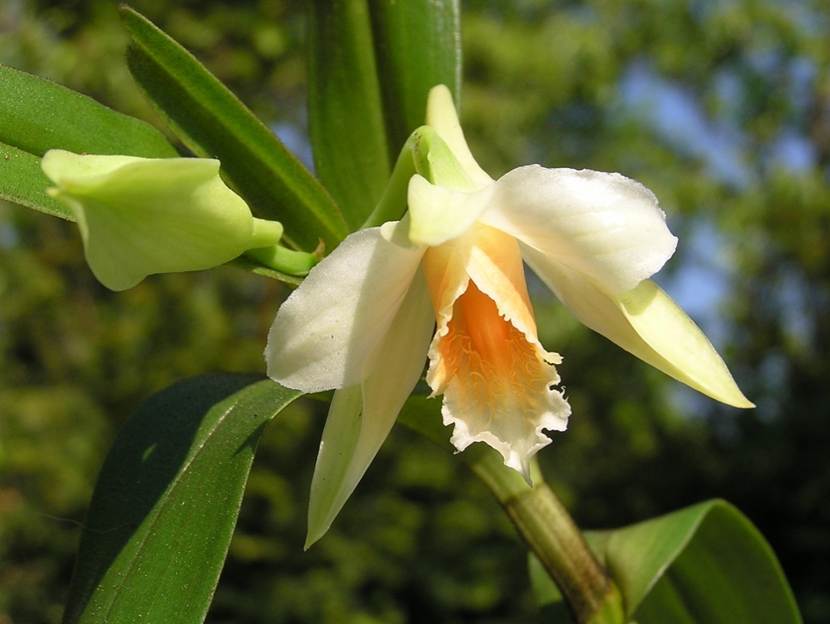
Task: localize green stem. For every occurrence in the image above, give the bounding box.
[396,401,624,623]
[467,451,625,624]
[244,245,318,276]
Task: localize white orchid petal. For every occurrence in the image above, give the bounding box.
[482,165,678,294]
[407,175,492,246]
[304,385,362,548]
[524,246,753,408]
[305,272,434,547]
[266,226,424,392]
[425,85,493,188]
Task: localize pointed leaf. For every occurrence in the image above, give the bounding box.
[63,375,300,624]
[0,141,71,220]
[369,0,461,154]
[120,7,347,251]
[529,500,802,624]
[307,0,390,228]
[0,64,177,158]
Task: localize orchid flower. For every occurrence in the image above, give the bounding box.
[266,85,752,546]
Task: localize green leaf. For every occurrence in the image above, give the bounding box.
[529,500,802,624]
[369,0,461,155]
[0,64,177,158]
[0,64,176,219]
[63,375,301,624]
[120,7,347,251]
[307,0,391,228]
[527,554,574,623]
[0,141,72,220]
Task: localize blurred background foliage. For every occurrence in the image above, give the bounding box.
[1,0,828,622]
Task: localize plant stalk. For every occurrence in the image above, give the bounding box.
[467,451,625,624]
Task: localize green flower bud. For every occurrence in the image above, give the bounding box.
[42,149,283,290]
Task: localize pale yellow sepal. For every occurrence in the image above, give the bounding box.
[524,246,753,408]
[619,281,754,408]
[42,149,282,291]
[425,85,493,189]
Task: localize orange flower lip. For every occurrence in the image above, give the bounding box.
[421,224,569,476]
[448,280,518,374]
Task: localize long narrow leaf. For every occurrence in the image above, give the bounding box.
[63,375,301,624]
[369,0,461,155]
[121,7,347,251]
[0,141,72,220]
[529,500,802,624]
[307,0,390,228]
[0,64,177,158]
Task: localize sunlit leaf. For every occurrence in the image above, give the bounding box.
[63,375,301,624]
[0,64,176,158]
[529,500,802,624]
[121,7,347,251]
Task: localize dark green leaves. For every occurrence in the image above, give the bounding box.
[121,7,347,251]
[530,500,802,623]
[307,1,390,227]
[3,3,461,243]
[369,0,461,154]
[0,141,70,220]
[306,0,461,227]
[0,65,177,159]
[0,64,176,220]
[63,375,300,624]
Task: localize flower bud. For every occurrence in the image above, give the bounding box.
[42,149,283,290]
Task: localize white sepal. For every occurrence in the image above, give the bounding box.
[483,165,678,295]
[305,271,434,547]
[425,85,493,189]
[266,226,425,393]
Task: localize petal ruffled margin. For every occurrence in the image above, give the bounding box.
[438,281,569,479]
[422,225,570,479]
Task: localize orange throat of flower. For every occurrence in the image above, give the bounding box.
[422,226,570,475]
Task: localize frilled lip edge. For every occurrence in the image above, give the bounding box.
[425,275,571,479]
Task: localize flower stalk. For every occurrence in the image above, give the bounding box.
[244,244,320,276]
[397,401,624,623]
[467,450,625,624]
